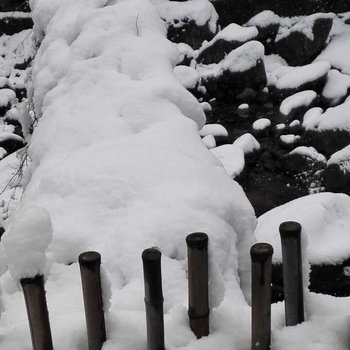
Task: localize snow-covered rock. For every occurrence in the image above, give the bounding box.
[197,23,258,64]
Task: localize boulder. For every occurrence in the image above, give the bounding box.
[197,23,258,64]
[0,16,33,36]
[199,41,267,102]
[271,61,330,101]
[275,14,334,66]
[158,0,219,49]
[245,10,281,55]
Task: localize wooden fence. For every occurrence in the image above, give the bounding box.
[19,221,305,350]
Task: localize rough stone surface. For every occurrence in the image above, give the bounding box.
[212,0,350,27]
[275,17,333,66]
[202,59,267,102]
[323,163,350,195]
[167,19,216,49]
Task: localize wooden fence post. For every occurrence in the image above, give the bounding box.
[186,232,209,338]
[279,221,305,326]
[142,248,165,350]
[251,243,273,350]
[20,274,53,350]
[79,251,107,350]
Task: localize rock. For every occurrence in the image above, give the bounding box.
[0,16,33,36]
[323,145,350,194]
[197,23,258,64]
[158,0,219,49]
[245,10,281,54]
[271,61,330,101]
[0,0,30,12]
[273,260,350,302]
[322,69,350,107]
[275,14,333,66]
[304,129,350,158]
[302,101,350,156]
[279,90,318,122]
[199,41,267,102]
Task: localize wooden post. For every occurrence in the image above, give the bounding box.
[186,232,209,338]
[279,221,305,326]
[251,243,273,350]
[142,248,165,350]
[79,251,107,350]
[20,274,53,350]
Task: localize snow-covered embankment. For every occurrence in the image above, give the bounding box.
[0,0,256,348]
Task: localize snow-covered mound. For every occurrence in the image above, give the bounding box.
[0,0,257,349]
[255,193,350,264]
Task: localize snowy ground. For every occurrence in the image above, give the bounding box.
[0,0,350,349]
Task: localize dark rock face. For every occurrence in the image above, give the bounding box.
[0,0,30,12]
[0,138,25,154]
[197,34,257,64]
[254,23,280,55]
[279,97,319,123]
[272,258,350,302]
[167,19,217,49]
[275,17,333,66]
[202,59,267,103]
[272,73,328,102]
[323,164,350,195]
[304,129,350,157]
[0,17,33,36]
[212,0,350,27]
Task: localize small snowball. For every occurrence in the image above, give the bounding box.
[253,118,271,130]
[280,134,301,144]
[238,103,249,110]
[289,120,301,127]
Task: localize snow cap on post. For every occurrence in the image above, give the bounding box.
[2,206,53,280]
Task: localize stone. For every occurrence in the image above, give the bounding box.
[275,15,333,66]
[197,24,258,64]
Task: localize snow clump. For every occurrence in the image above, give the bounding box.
[2,206,53,280]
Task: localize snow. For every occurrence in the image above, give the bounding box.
[2,206,52,280]
[276,13,334,42]
[328,145,350,173]
[280,134,301,144]
[253,118,271,130]
[279,90,317,115]
[246,10,280,28]
[156,0,218,33]
[302,107,323,129]
[174,65,199,89]
[303,100,350,132]
[0,0,258,349]
[198,41,265,79]
[210,144,245,178]
[238,103,249,110]
[322,69,350,105]
[1,1,350,349]
[289,120,300,127]
[0,89,16,107]
[233,133,260,154]
[289,146,326,163]
[255,193,350,265]
[0,12,32,19]
[199,123,228,137]
[276,123,286,130]
[198,23,258,54]
[275,61,330,90]
[201,134,216,149]
[316,27,350,74]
